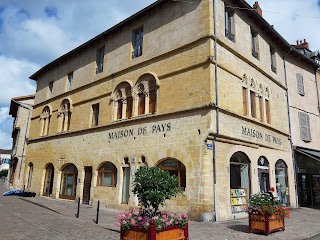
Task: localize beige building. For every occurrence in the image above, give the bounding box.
[286,41,320,207]
[9,95,35,189]
[24,0,315,221]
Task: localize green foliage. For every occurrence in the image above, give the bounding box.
[0,170,8,178]
[132,166,182,216]
[247,192,290,219]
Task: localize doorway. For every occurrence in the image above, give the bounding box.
[82,167,92,204]
[59,164,78,200]
[122,167,130,204]
[258,156,270,193]
[43,163,54,196]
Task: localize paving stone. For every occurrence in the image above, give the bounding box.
[1,182,320,239]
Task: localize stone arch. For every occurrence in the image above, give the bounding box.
[229,151,251,195]
[111,81,134,101]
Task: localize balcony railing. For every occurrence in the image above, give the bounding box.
[225,29,235,42]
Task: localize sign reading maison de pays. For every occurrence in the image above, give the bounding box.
[108,122,172,140]
[241,126,282,145]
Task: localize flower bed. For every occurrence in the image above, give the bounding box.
[117,210,189,240]
[247,190,290,235]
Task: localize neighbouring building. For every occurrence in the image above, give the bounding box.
[287,40,320,207]
[9,95,35,189]
[0,149,11,172]
[24,0,316,221]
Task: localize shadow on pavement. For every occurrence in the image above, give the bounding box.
[227,224,250,233]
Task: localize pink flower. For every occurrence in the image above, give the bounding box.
[166,222,171,226]
[122,220,127,224]
[137,216,142,221]
[115,222,120,227]
[130,219,135,225]
[145,222,150,227]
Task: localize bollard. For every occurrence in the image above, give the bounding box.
[75,198,80,218]
[94,200,100,224]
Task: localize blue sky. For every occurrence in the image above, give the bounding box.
[0,0,319,149]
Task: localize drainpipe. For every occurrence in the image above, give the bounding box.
[212,0,219,222]
[12,100,32,187]
[314,68,320,114]
[283,48,299,208]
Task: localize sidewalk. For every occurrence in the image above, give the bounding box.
[2,182,320,240]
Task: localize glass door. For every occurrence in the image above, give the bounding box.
[122,167,130,204]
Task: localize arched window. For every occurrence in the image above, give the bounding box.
[157,159,186,189]
[97,162,117,187]
[9,158,18,183]
[59,99,72,132]
[40,106,51,136]
[113,82,133,120]
[257,156,270,193]
[137,83,146,115]
[230,152,251,194]
[27,163,33,189]
[275,160,289,205]
[60,164,78,200]
[135,74,159,116]
[43,163,54,197]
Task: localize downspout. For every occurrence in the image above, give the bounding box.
[212,0,219,222]
[314,68,320,114]
[283,48,299,208]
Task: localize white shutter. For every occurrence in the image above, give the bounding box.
[299,112,311,141]
[296,73,305,96]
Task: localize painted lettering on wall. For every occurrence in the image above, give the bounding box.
[241,126,282,145]
[108,122,171,140]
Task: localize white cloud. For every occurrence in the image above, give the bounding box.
[246,0,320,50]
[0,56,37,106]
[0,107,12,149]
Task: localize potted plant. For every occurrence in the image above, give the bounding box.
[247,188,290,235]
[117,166,189,240]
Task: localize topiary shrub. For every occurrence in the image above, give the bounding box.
[132,166,182,217]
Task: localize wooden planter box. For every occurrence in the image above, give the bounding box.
[249,213,285,235]
[120,221,189,240]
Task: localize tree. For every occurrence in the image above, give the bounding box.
[132,166,182,216]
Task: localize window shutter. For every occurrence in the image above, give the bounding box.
[296,73,305,96]
[299,112,311,141]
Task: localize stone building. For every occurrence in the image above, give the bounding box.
[287,40,320,207]
[9,95,35,189]
[24,0,315,221]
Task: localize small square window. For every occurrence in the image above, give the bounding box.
[251,29,259,59]
[91,103,100,127]
[225,9,235,42]
[96,47,105,74]
[67,72,73,91]
[270,47,276,73]
[132,27,143,59]
[48,81,53,98]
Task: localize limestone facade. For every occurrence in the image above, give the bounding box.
[9,95,35,189]
[24,0,313,221]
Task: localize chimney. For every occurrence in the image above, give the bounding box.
[253,1,262,17]
[295,39,310,50]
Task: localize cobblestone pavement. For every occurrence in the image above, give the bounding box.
[1,182,320,240]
